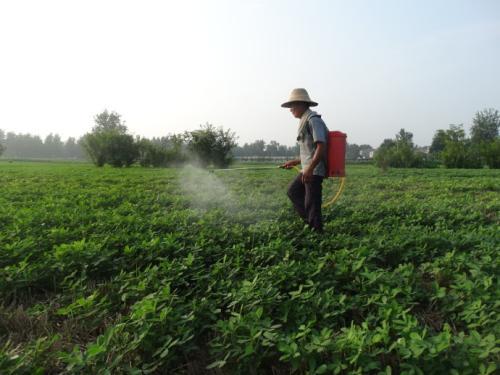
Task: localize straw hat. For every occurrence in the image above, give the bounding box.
[281,88,318,108]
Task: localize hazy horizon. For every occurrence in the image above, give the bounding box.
[1,0,499,148]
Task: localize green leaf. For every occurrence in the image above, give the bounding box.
[86,343,106,358]
[316,364,328,374]
[206,360,226,369]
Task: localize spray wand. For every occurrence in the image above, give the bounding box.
[210,166,284,172]
[210,129,347,207]
[211,163,345,208]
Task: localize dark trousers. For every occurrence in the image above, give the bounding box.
[287,174,324,231]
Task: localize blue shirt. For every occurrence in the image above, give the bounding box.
[297,110,328,177]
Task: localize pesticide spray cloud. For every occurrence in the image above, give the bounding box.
[179,165,236,212]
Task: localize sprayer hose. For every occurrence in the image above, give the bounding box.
[292,166,345,208]
[322,176,346,208]
[213,165,345,208]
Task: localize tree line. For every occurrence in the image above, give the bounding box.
[232,141,374,161]
[0,110,374,166]
[233,140,298,158]
[0,130,84,160]
[0,111,237,167]
[373,108,499,169]
[79,110,238,168]
[1,108,498,169]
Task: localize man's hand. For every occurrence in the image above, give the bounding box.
[302,166,313,183]
[281,159,300,169]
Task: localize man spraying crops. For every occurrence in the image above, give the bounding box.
[281,88,328,233]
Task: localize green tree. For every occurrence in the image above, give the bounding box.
[374,129,427,169]
[482,138,500,168]
[3,132,44,158]
[374,138,396,171]
[185,123,237,168]
[81,110,138,167]
[243,140,266,157]
[138,138,163,167]
[469,108,499,168]
[137,138,175,167]
[0,129,5,156]
[441,125,482,168]
[470,108,499,144]
[93,110,128,134]
[106,133,138,167]
[430,129,447,154]
[140,134,188,167]
[64,137,85,159]
[43,133,64,158]
[393,128,417,167]
[346,143,361,160]
[265,140,280,157]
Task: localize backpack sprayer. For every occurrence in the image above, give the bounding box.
[323,130,347,208]
[213,131,347,208]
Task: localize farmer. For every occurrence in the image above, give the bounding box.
[281,88,328,232]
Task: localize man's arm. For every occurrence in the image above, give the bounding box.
[302,142,325,182]
[281,158,301,169]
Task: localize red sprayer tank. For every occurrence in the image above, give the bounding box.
[326,131,347,177]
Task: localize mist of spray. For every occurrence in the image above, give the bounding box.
[179,165,236,212]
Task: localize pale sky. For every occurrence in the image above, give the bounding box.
[1,0,499,147]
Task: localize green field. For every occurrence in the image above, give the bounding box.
[1,161,499,374]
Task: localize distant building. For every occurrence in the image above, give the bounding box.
[416,146,430,154]
[359,148,375,160]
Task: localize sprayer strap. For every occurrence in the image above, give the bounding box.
[306,115,320,137]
